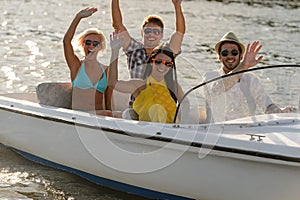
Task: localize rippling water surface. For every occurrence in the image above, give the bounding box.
[0,0,300,199]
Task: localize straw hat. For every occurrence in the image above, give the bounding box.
[214,32,245,56]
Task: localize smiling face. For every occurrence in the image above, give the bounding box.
[219,42,243,74]
[142,23,163,49]
[83,34,102,56]
[151,53,173,81]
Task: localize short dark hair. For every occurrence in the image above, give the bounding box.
[142,15,164,30]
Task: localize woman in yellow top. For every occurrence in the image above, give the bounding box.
[109,33,185,123]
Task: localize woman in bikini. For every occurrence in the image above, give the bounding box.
[63,7,113,116]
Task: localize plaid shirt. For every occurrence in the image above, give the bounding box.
[124,38,149,79]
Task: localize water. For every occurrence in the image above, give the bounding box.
[0,0,299,199]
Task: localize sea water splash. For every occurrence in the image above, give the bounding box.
[0,169,45,199]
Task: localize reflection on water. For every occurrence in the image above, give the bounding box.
[0,0,300,94]
[0,169,46,199]
[0,145,148,200]
[209,0,300,9]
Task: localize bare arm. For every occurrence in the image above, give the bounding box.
[108,32,121,89]
[105,71,114,110]
[176,83,192,124]
[111,0,131,49]
[111,0,126,31]
[114,79,145,94]
[176,83,185,102]
[169,0,185,55]
[63,7,98,80]
[108,32,145,94]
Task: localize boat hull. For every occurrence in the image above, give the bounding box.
[1,94,300,200]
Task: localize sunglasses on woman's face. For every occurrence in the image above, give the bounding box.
[143,27,162,35]
[84,40,101,47]
[220,49,239,57]
[152,58,174,68]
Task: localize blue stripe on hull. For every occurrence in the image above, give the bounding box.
[11,148,193,200]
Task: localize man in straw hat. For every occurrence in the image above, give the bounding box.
[202,31,292,122]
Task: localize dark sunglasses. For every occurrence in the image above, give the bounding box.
[152,58,174,68]
[220,49,239,57]
[84,40,101,47]
[143,28,162,35]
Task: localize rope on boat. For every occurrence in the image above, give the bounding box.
[173,64,300,123]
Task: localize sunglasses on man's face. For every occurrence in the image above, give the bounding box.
[220,49,239,57]
[84,40,101,47]
[143,27,162,35]
[152,58,174,68]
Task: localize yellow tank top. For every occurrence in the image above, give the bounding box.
[133,76,176,123]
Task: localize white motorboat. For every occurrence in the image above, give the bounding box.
[0,65,299,200]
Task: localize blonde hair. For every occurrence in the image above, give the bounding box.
[77,28,106,53]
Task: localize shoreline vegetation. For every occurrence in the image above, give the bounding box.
[207,0,300,9]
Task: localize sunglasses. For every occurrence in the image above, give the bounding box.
[220,49,239,57]
[84,40,101,47]
[152,58,174,68]
[143,28,162,35]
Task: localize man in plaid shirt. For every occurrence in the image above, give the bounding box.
[111,0,185,79]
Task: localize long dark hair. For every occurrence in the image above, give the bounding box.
[143,44,178,103]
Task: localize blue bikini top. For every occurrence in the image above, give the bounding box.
[72,62,107,93]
